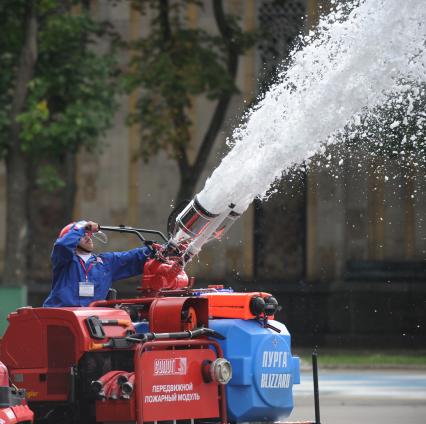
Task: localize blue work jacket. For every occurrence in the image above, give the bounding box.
[43,225,151,307]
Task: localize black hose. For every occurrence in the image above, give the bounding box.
[100,225,168,242]
[126,327,225,343]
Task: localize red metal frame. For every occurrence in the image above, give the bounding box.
[89,297,209,332]
[1,298,227,423]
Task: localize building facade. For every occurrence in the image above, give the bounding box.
[0,0,424,347]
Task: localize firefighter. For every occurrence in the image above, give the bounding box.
[43,220,153,307]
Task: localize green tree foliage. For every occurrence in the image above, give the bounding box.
[0,0,119,283]
[126,0,257,202]
[0,0,118,169]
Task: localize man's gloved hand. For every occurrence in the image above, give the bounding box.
[143,242,161,259]
[74,220,99,233]
[85,221,100,233]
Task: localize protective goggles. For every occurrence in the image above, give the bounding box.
[84,231,108,244]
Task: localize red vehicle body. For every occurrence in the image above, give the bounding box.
[0,294,228,424]
[0,218,310,424]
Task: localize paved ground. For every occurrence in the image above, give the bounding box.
[288,369,426,424]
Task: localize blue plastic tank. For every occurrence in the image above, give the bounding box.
[208,319,300,422]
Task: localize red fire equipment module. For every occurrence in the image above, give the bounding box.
[0,218,313,424]
[0,294,228,424]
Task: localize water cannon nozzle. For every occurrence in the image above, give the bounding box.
[168,196,241,266]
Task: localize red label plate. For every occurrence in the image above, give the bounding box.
[138,349,219,421]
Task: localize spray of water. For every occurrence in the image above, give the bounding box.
[197,0,426,215]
